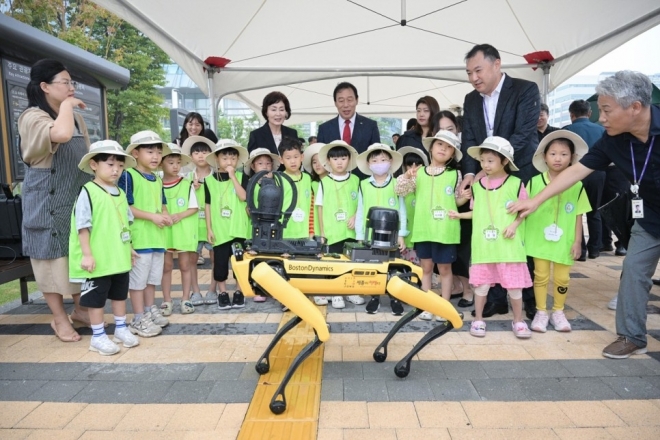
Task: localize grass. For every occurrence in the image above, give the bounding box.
[0,280,38,306]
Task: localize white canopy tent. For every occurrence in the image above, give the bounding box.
[92,0,660,125]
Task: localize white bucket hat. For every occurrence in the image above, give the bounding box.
[356,143,403,176]
[181,135,216,156]
[318,140,358,173]
[398,146,429,167]
[532,130,589,173]
[467,136,519,171]
[205,139,249,169]
[302,142,325,174]
[125,130,171,156]
[244,148,281,176]
[78,140,137,175]
[162,143,192,168]
[422,130,462,162]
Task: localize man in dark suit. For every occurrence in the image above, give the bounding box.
[460,44,541,319]
[317,82,380,179]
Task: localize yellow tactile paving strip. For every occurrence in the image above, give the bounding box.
[238,307,327,440]
[2,400,660,439]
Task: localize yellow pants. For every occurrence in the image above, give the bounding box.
[533,258,571,312]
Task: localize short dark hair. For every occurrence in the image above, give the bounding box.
[308,136,317,143]
[333,82,358,102]
[392,133,400,138]
[540,103,550,114]
[403,152,424,168]
[431,110,458,135]
[90,153,126,164]
[217,147,238,157]
[190,142,213,154]
[278,136,303,155]
[568,99,591,117]
[465,44,501,62]
[544,138,575,156]
[136,144,163,151]
[327,146,350,159]
[406,118,417,130]
[367,149,392,162]
[26,59,69,121]
[261,91,291,120]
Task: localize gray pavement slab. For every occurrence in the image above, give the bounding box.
[0,380,48,400]
[386,379,435,401]
[161,380,214,403]
[81,363,204,382]
[206,380,258,403]
[558,359,618,377]
[0,362,89,381]
[343,378,389,401]
[26,380,89,402]
[441,361,488,380]
[320,379,344,401]
[70,380,174,404]
[196,363,249,381]
[322,362,363,380]
[428,379,481,401]
[479,360,573,379]
[601,376,660,399]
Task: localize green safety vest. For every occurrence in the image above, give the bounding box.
[319,174,359,245]
[404,192,416,248]
[126,168,166,250]
[471,175,526,264]
[411,168,460,244]
[311,180,320,236]
[282,172,313,239]
[188,171,208,244]
[359,177,399,239]
[164,178,198,251]
[69,182,132,279]
[206,171,249,245]
[525,173,591,266]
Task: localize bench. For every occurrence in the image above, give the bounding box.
[0,259,34,304]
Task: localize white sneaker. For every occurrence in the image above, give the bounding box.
[149,305,169,327]
[314,296,328,306]
[113,327,140,348]
[346,295,365,305]
[331,296,345,309]
[531,311,549,333]
[89,334,120,356]
[608,296,617,310]
[129,315,162,337]
[549,310,572,332]
[419,311,434,321]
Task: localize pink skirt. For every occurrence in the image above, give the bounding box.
[469,262,532,289]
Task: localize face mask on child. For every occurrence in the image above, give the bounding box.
[369,162,391,175]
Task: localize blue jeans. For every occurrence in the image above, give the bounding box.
[616,222,657,347]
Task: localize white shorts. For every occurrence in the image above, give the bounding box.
[129,252,164,291]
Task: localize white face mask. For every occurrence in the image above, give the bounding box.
[369,162,391,175]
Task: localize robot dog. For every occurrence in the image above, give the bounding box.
[230,171,462,414]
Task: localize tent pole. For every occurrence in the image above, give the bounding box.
[540,63,551,104]
[208,69,217,133]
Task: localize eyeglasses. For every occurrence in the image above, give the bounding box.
[50,80,79,89]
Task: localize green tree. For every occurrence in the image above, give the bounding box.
[3,0,169,145]
[216,113,259,147]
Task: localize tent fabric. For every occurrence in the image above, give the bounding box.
[92,0,660,124]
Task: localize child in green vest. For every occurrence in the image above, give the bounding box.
[279,137,313,240]
[450,137,532,339]
[526,131,591,333]
[181,135,218,306]
[70,140,140,355]
[315,140,362,309]
[397,131,469,321]
[355,143,407,315]
[303,142,328,306]
[204,140,250,310]
[119,130,173,338]
[160,145,199,315]
[395,146,428,266]
[245,147,280,303]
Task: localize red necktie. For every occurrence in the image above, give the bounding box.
[342,119,351,144]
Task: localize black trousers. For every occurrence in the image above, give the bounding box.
[600,166,633,249]
[213,238,245,282]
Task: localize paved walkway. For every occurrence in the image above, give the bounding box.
[1,250,659,439]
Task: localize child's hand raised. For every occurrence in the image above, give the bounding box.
[193,178,201,190]
[226,165,236,179]
[405,164,420,179]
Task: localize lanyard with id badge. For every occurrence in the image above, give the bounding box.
[429,171,447,220]
[104,187,131,244]
[543,193,563,242]
[483,177,500,241]
[630,136,655,219]
[333,179,351,222]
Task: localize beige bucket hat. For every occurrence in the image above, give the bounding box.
[422,130,463,162]
[244,148,281,176]
[532,130,588,173]
[205,139,249,169]
[356,143,403,176]
[125,130,171,156]
[467,136,519,171]
[317,140,358,173]
[78,140,137,175]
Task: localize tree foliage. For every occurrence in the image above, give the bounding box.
[3,0,169,145]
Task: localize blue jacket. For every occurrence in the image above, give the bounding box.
[563,117,605,149]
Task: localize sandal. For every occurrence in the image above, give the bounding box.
[50,321,81,342]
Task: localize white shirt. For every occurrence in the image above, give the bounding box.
[480,73,506,137]
[337,113,357,139]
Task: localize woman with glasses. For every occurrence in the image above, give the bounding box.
[18,59,92,342]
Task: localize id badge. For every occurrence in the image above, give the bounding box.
[198,210,206,219]
[484,226,498,241]
[544,223,563,242]
[632,198,644,219]
[335,210,347,222]
[120,228,131,243]
[432,207,446,220]
[292,207,305,222]
[221,206,232,218]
